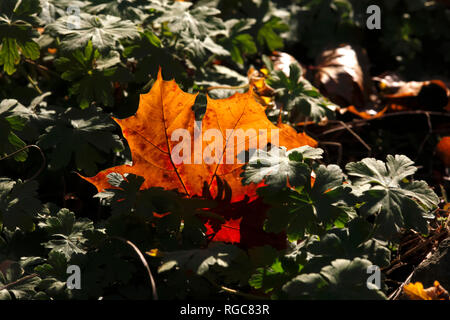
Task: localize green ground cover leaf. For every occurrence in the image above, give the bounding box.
[258,162,356,241]
[158,243,245,276]
[47,13,139,52]
[0,178,41,231]
[219,19,257,65]
[85,0,148,22]
[149,1,225,39]
[242,145,323,189]
[38,208,93,259]
[257,17,288,51]
[37,106,124,175]
[0,99,28,161]
[281,258,386,300]
[55,41,128,108]
[0,0,41,74]
[267,63,336,122]
[34,251,71,298]
[305,221,391,272]
[0,262,41,299]
[346,155,439,239]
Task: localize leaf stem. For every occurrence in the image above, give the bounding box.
[324,120,372,157]
[0,145,46,181]
[204,276,269,300]
[207,84,249,92]
[24,58,61,78]
[388,268,415,300]
[110,236,158,300]
[25,73,43,95]
[0,273,39,291]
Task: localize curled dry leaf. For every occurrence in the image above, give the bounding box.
[271,51,304,77]
[374,72,450,112]
[345,105,388,120]
[403,281,450,300]
[313,44,374,109]
[247,66,275,107]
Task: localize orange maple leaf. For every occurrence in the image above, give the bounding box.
[82,69,317,244]
[83,70,316,198]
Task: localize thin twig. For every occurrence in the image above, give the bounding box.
[319,141,343,166]
[385,229,446,268]
[322,120,372,157]
[0,145,46,181]
[111,236,158,300]
[207,84,249,92]
[277,103,283,126]
[24,58,60,77]
[414,112,433,162]
[363,110,450,120]
[25,74,43,95]
[218,284,269,300]
[204,276,269,300]
[320,111,450,136]
[319,121,366,135]
[386,228,446,301]
[388,268,416,300]
[0,273,39,291]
